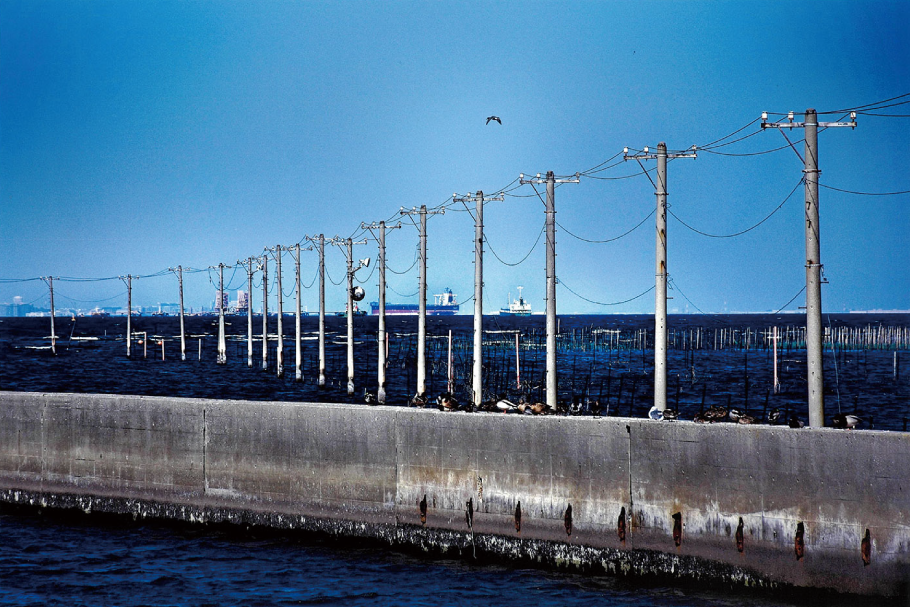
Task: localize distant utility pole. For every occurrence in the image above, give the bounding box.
[272,246,285,378]
[623,143,696,414]
[42,276,56,355]
[333,237,369,395]
[259,254,269,370]
[168,266,186,361]
[453,190,503,409]
[305,234,328,386]
[216,263,227,365]
[362,220,403,404]
[120,274,134,358]
[518,171,579,411]
[237,257,256,368]
[400,204,445,400]
[761,108,857,428]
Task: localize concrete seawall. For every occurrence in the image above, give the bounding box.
[1,391,907,597]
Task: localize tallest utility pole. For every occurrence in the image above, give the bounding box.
[519,171,578,410]
[624,144,696,414]
[453,190,503,408]
[761,108,856,427]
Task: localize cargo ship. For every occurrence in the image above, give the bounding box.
[370,288,459,316]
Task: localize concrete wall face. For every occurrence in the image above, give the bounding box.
[0,391,907,597]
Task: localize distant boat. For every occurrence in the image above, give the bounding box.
[499,286,531,316]
[370,288,459,316]
[336,302,368,317]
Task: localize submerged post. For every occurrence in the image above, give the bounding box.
[44,276,56,355]
[243,258,254,367]
[361,220,401,404]
[317,235,326,385]
[121,274,133,358]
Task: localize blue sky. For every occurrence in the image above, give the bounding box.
[2,0,908,314]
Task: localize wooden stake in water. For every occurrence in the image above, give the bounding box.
[198,337,202,361]
[217,263,227,365]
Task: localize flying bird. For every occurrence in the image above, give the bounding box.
[486,116,502,125]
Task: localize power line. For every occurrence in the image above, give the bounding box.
[485,224,545,267]
[670,177,804,238]
[558,278,655,307]
[773,285,807,314]
[557,209,655,244]
[668,277,706,314]
[819,183,910,196]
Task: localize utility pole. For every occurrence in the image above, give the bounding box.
[362,220,403,404]
[400,204,445,400]
[168,266,186,361]
[623,144,696,414]
[237,257,255,368]
[453,190,503,408]
[761,108,856,427]
[273,246,284,378]
[120,274,133,358]
[293,244,303,381]
[42,277,56,355]
[518,171,579,410]
[259,254,268,370]
[333,237,369,395]
[305,234,328,386]
[216,263,227,365]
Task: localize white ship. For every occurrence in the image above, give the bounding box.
[499,286,531,316]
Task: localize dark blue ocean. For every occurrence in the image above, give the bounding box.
[0,313,907,605]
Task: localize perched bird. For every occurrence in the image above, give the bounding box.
[648,405,664,421]
[437,392,459,411]
[364,390,376,405]
[728,407,745,422]
[705,406,728,421]
[564,504,573,537]
[832,413,862,429]
[514,501,522,534]
[496,398,518,413]
[735,517,745,553]
[662,408,679,421]
[767,407,783,425]
[794,522,805,560]
[486,115,502,125]
[672,512,683,547]
[861,528,871,566]
[419,494,428,526]
[617,506,626,543]
[530,402,548,415]
[737,414,757,425]
[411,394,429,408]
[693,412,709,424]
[788,415,805,429]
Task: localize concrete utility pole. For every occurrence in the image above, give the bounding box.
[453,190,503,408]
[217,263,227,365]
[120,274,134,358]
[305,234,328,386]
[259,254,268,370]
[400,204,445,400]
[333,237,369,395]
[273,246,284,377]
[623,144,696,414]
[293,244,303,381]
[42,277,56,355]
[362,220,403,404]
[168,266,186,361]
[237,257,255,368]
[518,172,579,410]
[761,109,856,427]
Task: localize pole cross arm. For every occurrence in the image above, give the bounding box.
[761,111,857,130]
[519,172,580,185]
